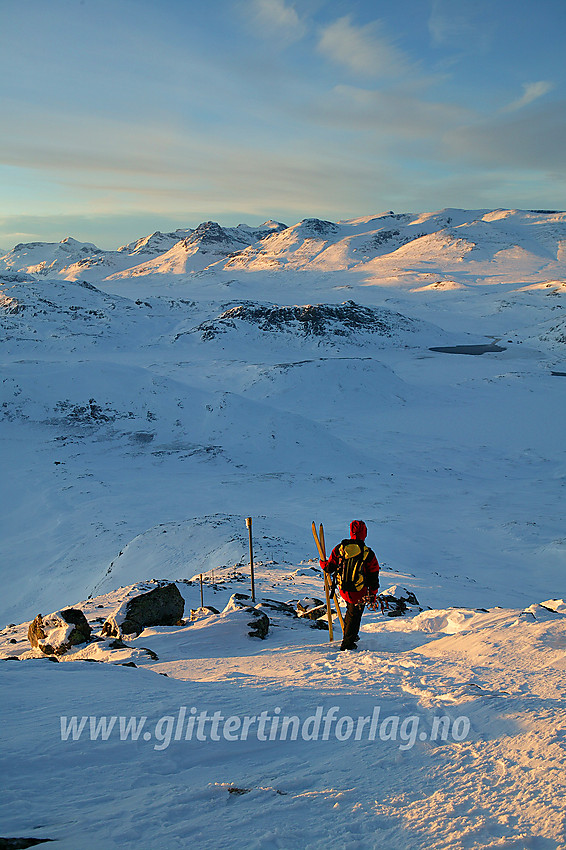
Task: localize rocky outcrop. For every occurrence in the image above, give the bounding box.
[222,593,270,639]
[247,609,270,639]
[28,608,92,655]
[380,586,421,617]
[101,582,184,637]
[196,301,418,342]
[296,597,325,615]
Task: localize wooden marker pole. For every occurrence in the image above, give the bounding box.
[246,517,256,603]
[200,574,204,608]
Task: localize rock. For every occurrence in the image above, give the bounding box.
[138,646,159,660]
[101,582,184,637]
[380,586,420,616]
[190,605,220,620]
[297,603,328,621]
[296,597,325,614]
[310,617,329,631]
[28,609,92,655]
[255,598,297,617]
[247,609,269,639]
[222,593,270,639]
[27,616,46,649]
[383,598,407,617]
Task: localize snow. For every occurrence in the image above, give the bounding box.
[1,207,565,849]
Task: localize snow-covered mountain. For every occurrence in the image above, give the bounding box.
[1,207,565,850]
[2,208,564,286]
[0,220,288,282]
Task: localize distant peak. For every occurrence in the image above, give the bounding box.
[296,218,339,236]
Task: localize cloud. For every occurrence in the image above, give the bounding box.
[246,0,306,43]
[445,101,566,172]
[312,85,472,145]
[505,81,554,112]
[428,0,493,51]
[317,15,412,78]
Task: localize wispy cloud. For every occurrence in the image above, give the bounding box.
[245,0,306,43]
[504,81,554,112]
[428,0,493,51]
[317,15,412,78]
[445,100,566,172]
[316,85,471,140]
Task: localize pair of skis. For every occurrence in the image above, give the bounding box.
[312,521,345,642]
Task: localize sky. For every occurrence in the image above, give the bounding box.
[0,0,565,249]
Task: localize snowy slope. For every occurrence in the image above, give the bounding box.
[1,207,565,850]
[104,221,288,280]
[3,209,564,288]
[1,570,565,849]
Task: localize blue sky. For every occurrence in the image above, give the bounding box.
[0,0,564,248]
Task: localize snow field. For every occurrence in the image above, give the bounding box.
[1,207,565,848]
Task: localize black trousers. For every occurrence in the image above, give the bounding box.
[342,601,364,647]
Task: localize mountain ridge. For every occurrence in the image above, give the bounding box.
[2,208,565,284]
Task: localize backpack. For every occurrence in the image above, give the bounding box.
[334,540,371,593]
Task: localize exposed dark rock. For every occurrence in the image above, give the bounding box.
[101,582,185,637]
[296,597,325,614]
[186,221,231,246]
[190,606,220,619]
[27,616,46,649]
[383,599,407,617]
[138,646,159,660]
[309,618,329,630]
[380,586,420,617]
[0,839,55,849]
[297,603,328,621]
[247,609,270,639]
[223,593,270,639]
[28,608,92,655]
[255,598,297,617]
[298,218,339,237]
[196,300,418,342]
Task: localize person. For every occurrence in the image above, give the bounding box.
[320,520,380,651]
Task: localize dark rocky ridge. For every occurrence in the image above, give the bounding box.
[196,300,419,341]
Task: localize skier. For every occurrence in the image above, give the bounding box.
[320,520,380,651]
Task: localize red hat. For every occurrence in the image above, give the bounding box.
[350,520,367,540]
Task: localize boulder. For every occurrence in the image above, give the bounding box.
[102,582,185,637]
[28,609,92,656]
[190,605,220,620]
[256,598,297,617]
[247,609,270,639]
[380,586,420,617]
[297,603,328,621]
[296,597,325,614]
[222,593,270,639]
